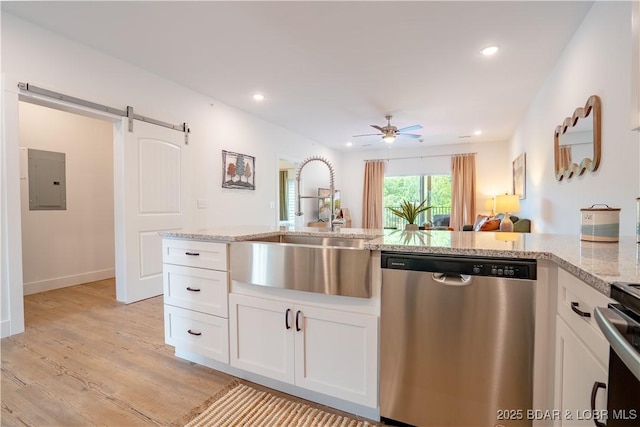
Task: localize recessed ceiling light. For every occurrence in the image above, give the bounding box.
[474,130,482,136]
[346,141,353,147]
[252,93,265,101]
[481,46,499,56]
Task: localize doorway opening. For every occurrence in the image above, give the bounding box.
[18,101,116,297]
[277,158,298,227]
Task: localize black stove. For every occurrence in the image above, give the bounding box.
[595,282,640,426]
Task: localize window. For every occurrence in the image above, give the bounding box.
[383,175,452,229]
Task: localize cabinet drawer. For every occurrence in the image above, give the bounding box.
[162,239,227,270]
[164,305,229,364]
[164,264,228,317]
[557,268,612,366]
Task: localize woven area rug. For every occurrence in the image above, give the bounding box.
[183,381,378,427]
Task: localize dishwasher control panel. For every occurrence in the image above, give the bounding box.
[382,253,537,280]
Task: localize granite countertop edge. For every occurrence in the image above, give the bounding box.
[159,228,630,297]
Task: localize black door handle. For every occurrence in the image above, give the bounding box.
[590,381,606,427]
[295,310,302,332]
[571,302,591,318]
[187,329,202,336]
[285,308,291,330]
[185,252,200,256]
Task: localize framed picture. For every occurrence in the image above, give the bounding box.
[222,150,255,190]
[512,153,526,199]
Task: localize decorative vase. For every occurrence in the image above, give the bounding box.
[405,223,419,231]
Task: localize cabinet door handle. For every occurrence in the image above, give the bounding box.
[590,381,606,427]
[185,252,200,256]
[187,329,202,336]
[285,308,292,330]
[295,310,302,332]
[571,302,591,318]
[186,287,201,292]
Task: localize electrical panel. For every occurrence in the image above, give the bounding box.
[28,148,67,210]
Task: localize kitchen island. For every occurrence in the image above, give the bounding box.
[159,226,636,423]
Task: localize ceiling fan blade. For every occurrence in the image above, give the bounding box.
[370,125,384,131]
[397,133,422,138]
[353,132,383,137]
[397,124,423,132]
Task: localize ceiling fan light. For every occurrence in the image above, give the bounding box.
[383,135,396,144]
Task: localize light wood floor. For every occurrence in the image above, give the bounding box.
[1,279,234,426]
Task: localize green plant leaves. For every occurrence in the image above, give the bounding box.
[389,199,432,224]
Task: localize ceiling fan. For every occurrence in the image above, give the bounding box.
[353,115,422,144]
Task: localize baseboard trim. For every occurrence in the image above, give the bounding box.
[23,269,115,295]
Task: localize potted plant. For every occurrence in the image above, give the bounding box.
[389,200,432,230]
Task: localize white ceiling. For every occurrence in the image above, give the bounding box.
[2,1,594,152]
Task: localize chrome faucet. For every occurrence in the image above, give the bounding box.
[295,156,337,230]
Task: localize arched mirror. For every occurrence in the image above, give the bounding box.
[554,95,601,181]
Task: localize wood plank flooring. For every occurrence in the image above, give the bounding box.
[1,279,233,427]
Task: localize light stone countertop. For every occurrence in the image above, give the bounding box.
[159,227,640,297]
[159,225,384,242]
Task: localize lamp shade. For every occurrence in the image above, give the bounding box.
[495,194,520,214]
[484,198,495,211]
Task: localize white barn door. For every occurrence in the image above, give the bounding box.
[115,119,185,303]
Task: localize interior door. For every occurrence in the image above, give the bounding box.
[115,119,185,303]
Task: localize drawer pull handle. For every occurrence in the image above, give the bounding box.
[590,381,606,427]
[571,302,591,318]
[295,310,302,332]
[185,252,200,256]
[187,329,202,336]
[285,308,292,330]
[186,287,201,292]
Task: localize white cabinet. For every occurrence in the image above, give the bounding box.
[162,239,229,364]
[229,293,378,408]
[554,269,613,426]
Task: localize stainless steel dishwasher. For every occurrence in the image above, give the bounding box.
[380,252,537,427]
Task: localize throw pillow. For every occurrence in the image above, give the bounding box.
[473,215,489,231]
[480,218,501,231]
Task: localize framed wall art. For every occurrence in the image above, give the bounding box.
[222,150,255,190]
[512,152,526,199]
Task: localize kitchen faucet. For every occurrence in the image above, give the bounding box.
[295,156,339,230]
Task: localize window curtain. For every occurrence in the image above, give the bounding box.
[362,161,385,229]
[279,170,288,221]
[450,154,476,230]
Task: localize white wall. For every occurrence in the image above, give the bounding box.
[341,140,510,228]
[0,13,341,336]
[19,102,115,294]
[510,1,638,235]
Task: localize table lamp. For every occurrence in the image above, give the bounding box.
[494,194,520,232]
[485,198,495,217]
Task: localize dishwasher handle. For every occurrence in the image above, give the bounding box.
[432,273,473,286]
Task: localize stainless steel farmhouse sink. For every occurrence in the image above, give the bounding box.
[230,235,372,298]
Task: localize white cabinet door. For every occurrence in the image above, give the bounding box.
[555,317,608,427]
[294,304,378,408]
[229,294,294,384]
